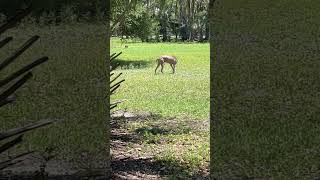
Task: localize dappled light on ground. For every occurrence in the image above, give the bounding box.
[111,110,209,179]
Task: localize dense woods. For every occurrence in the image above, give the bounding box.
[0,0,209,42]
[111,0,209,42]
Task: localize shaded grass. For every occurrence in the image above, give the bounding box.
[111,114,209,178]
[210,0,320,179]
[111,59,151,69]
[0,24,108,167]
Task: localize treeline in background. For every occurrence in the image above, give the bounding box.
[0,0,108,24]
[0,0,209,42]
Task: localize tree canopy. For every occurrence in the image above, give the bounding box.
[0,0,209,42]
[112,0,209,42]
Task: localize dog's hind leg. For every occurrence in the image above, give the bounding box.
[155,59,161,74]
[155,63,160,74]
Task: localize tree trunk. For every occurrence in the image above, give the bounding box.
[188,24,192,41]
[161,19,168,42]
[205,21,209,40]
[199,25,203,42]
[162,28,167,42]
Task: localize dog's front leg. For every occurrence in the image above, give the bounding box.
[170,64,174,74]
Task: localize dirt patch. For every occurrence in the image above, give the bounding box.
[111,112,163,179]
[0,152,108,179]
[1,153,77,175]
[111,110,209,179]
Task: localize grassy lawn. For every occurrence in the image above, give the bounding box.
[0,23,210,178]
[111,38,209,119]
[111,0,320,178]
[0,24,108,168]
[210,0,320,179]
[111,38,210,178]
[1,0,319,178]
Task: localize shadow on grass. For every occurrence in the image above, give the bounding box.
[111,59,152,69]
[111,111,163,122]
[134,124,192,136]
[111,132,136,143]
[111,157,209,179]
[111,111,163,143]
[110,111,208,179]
[135,126,169,135]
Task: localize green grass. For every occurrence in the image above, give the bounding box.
[210,0,320,179]
[111,38,210,119]
[0,23,210,177]
[0,24,108,167]
[2,1,319,178]
[110,1,320,178]
[111,38,210,178]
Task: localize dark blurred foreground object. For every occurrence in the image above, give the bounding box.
[109,52,126,111]
[0,7,53,172]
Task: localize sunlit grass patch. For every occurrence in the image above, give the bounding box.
[111,38,210,120]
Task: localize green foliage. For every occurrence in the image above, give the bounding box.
[0,0,108,23]
[124,5,157,42]
[0,0,209,42]
[112,0,209,42]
